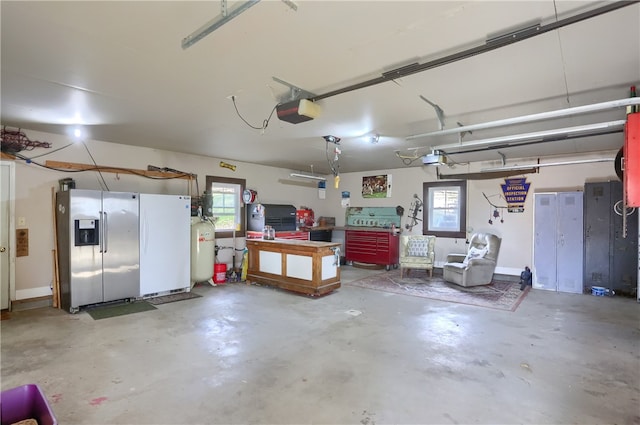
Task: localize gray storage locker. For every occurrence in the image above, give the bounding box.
[533,191,584,294]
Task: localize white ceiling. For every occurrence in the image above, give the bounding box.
[1,1,638,174]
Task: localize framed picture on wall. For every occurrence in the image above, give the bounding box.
[362,174,392,198]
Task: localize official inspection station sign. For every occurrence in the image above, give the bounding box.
[501,178,531,213]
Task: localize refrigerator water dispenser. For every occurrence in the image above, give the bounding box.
[74,219,99,246]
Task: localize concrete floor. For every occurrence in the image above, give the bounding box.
[1,266,639,425]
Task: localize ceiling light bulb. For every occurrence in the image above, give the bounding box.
[74,128,82,138]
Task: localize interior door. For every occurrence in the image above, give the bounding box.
[533,193,558,291]
[556,192,584,294]
[0,162,13,310]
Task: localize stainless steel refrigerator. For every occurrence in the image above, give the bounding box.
[56,189,140,313]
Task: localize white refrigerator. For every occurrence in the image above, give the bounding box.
[139,194,191,297]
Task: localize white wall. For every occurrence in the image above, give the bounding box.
[320,155,619,276]
[9,129,322,298]
[7,128,620,299]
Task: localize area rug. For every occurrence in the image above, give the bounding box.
[86,301,157,320]
[146,291,202,305]
[346,270,529,311]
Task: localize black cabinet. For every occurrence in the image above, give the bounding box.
[309,229,332,242]
[584,181,638,296]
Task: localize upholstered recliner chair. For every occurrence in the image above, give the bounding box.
[399,235,436,278]
[443,233,502,287]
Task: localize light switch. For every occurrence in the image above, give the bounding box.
[18,217,26,227]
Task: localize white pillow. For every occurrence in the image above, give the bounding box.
[463,246,487,264]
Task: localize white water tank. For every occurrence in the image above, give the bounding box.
[191,218,215,284]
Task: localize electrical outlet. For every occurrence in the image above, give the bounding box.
[18,217,26,227]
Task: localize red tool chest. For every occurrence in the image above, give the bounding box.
[345,229,399,270]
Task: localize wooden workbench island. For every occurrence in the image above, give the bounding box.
[246,239,341,296]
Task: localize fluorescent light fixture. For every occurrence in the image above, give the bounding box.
[289,173,326,181]
[431,120,626,153]
[481,157,614,172]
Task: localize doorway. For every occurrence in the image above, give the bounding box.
[1,161,15,310]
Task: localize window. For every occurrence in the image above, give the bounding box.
[205,176,246,238]
[423,180,466,238]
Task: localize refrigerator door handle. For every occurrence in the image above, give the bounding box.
[99,210,104,253]
[143,213,149,254]
[103,211,108,253]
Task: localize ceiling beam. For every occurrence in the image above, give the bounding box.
[432,120,626,153]
[481,157,615,172]
[408,99,639,140]
[437,168,539,180]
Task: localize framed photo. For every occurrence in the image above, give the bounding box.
[362,174,391,198]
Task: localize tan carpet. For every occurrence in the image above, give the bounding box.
[346,269,529,311]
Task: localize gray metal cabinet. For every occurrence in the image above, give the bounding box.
[583,181,638,296]
[533,192,584,293]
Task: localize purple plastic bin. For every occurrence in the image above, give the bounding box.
[0,384,57,425]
